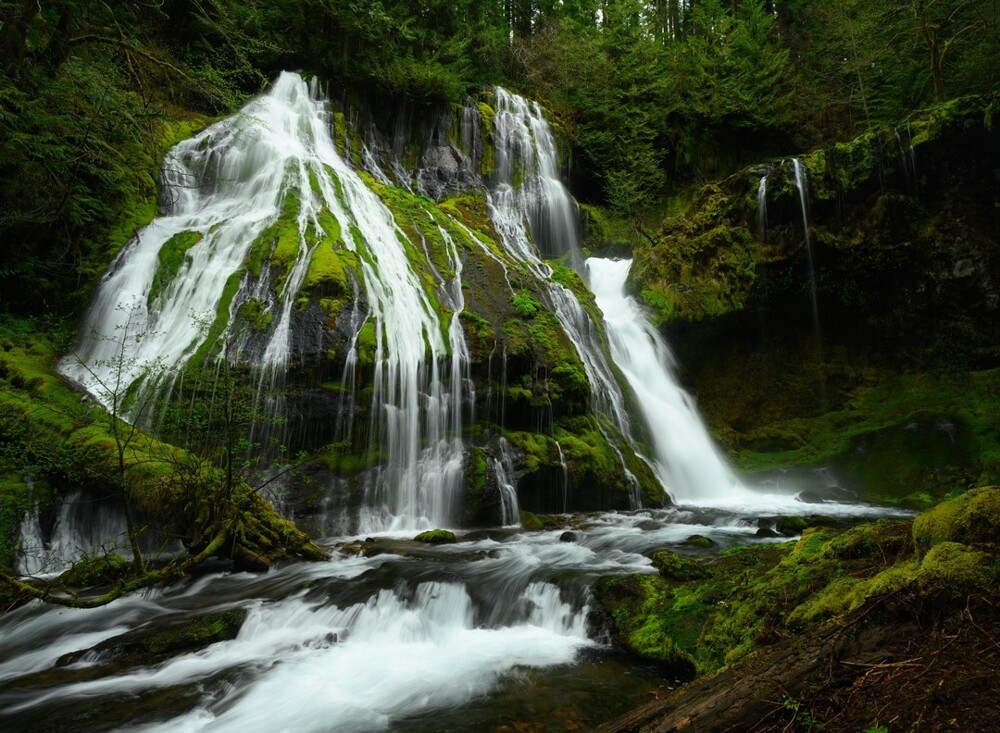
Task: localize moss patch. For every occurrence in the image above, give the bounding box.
[148,231,202,308]
[413,528,457,544]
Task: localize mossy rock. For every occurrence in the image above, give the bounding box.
[650,550,709,581]
[57,607,248,666]
[519,510,545,530]
[683,534,716,549]
[413,528,457,544]
[912,486,1000,556]
[594,574,698,679]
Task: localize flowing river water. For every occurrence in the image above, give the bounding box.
[1,500,910,732]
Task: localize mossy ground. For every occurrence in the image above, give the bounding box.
[597,489,998,677]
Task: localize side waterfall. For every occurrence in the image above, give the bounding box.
[791,158,823,356]
[488,89,643,504]
[586,259,741,502]
[757,174,768,242]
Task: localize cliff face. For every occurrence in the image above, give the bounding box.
[630,97,1000,506]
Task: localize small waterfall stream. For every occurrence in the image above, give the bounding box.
[586,259,741,503]
[791,159,821,341]
[757,174,769,242]
[488,88,644,501]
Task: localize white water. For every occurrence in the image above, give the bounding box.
[60,72,469,531]
[17,492,131,577]
[492,89,581,266]
[791,158,823,353]
[488,88,642,498]
[491,436,522,525]
[587,258,741,502]
[1,498,914,731]
[757,174,768,242]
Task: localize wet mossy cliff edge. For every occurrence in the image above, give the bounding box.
[630,97,1000,507]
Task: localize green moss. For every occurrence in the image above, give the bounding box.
[651,550,709,581]
[477,102,495,176]
[631,183,759,325]
[413,528,457,544]
[189,272,241,366]
[511,291,541,318]
[239,298,272,332]
[0,472,40,575]
[332,112,348,156]
[519,510,545,530]
[148,231,202,307]
[683,534,716,549]
[57,553,130,587]
[912,486,1000,556]
[296,212,358,316]
[460,447,490,524]
[355,320,378,369]
[734,370,1000,504]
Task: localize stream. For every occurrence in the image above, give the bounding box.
[1,499,910,732]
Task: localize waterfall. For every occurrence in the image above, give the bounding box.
[757,175,768,243]
[488,88,643,503]
[491,89,581,268]
[62,72,469,532]
[17,492,132,577]
[586,259,740,503]
[791,159,824,369]
[490,437,521,525]
[556,441,569,512]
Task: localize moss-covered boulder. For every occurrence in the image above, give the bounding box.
[650,550,709,581]
[57,607,248,667]
[912,486,1000,556]
[413,528,457,544]
[594,574,698,679]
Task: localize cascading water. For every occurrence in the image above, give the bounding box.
[586,259,741,503]
[488,88,643,501]
[757,174,769,242]
[491,436,522,525]
[491,89,581,268]
[17,491,151,577]
[61,72,469,532]
[791,159,824,364]
[556,440,569,512]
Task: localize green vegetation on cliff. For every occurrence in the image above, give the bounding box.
[0,323,325,604]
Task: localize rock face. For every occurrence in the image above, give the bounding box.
[629,97,1000,504]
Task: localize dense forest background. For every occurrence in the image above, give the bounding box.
[1,0,996,316]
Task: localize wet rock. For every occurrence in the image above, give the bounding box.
[413,529,457,544]
[57,607,248,667]
[795,490,826,504]
[559,531,577,543]
[682,534,716,549]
